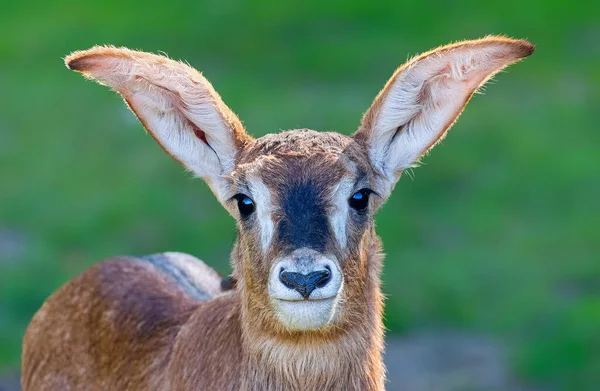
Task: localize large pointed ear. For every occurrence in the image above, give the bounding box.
[65,46,253,202]
[353,36,534,197]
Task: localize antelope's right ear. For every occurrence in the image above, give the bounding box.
[66,46,253,201]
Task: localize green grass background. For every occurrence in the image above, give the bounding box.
[0,0,598,389]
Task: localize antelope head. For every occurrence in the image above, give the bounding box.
[66,37,534,336]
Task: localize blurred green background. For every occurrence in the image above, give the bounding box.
[0,0,598,389]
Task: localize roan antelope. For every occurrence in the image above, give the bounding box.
[22,36,534,390]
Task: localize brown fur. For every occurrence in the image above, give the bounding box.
[22,256,199,390]
[23,37,533,390]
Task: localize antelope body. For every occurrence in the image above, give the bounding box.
[22,36,534,390]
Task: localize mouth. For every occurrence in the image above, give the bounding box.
[272,296,336,303]
[270,296,339,330]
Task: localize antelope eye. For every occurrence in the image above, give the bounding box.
[234,194,255,217]
[349,189,372,211]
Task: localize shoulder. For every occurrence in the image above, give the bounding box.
[168,292,243,390]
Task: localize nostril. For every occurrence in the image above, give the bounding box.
[314,268,331,288]
[279,269,296,290]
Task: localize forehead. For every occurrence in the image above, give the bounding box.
[235,129,370,186]
[240,129,353,160]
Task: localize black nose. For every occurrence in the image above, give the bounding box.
[279,268,331,299]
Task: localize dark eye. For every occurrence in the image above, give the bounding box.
[234,194,255,217]
[349,189,372,211]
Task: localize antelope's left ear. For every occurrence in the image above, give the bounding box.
[353,36,534,196]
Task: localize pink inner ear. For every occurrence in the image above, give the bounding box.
[191,123,208,145]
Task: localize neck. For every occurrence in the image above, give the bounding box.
[237,236,386,391]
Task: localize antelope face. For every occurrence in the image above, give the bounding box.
[229,130,380,331]
[66,37,533,333]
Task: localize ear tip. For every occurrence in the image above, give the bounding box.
[511,39,536,58]
[475,36,535,63]
[64,48,101,72]
[478,36,535,58]
[64,45,124,72]
[65,55,86,71]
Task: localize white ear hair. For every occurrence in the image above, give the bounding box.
[354,36,534,196]
[66,46,252,201]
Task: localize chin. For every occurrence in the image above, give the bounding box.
[271,297,340,331]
